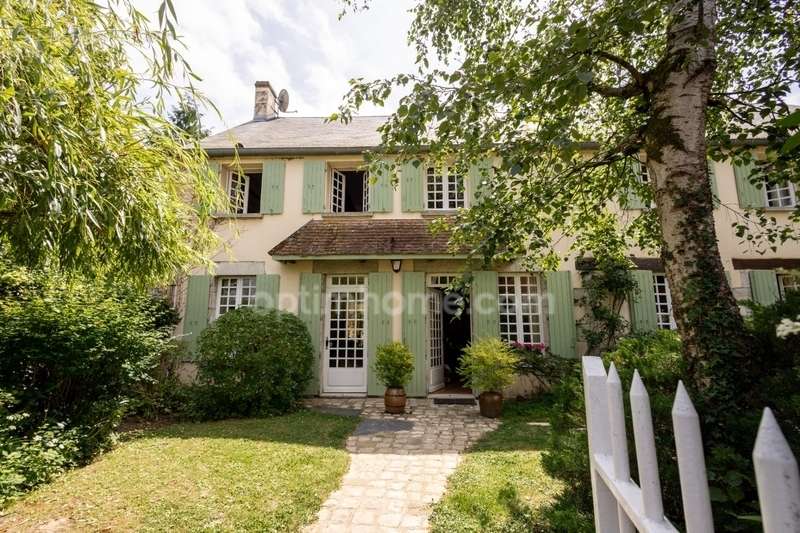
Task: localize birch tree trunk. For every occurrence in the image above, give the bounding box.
[645,0,753,396]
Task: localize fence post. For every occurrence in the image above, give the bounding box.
[671,381,714,533]
[582,356,621,533]
[607,363,635,533]
[630,370,666,523]
[753,407,800,533]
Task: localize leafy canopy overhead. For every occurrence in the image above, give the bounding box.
[0,0,226,284]
[336,0,799,266]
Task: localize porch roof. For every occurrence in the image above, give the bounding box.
[268,218,464,260]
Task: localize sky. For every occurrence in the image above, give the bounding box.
[135,0,417,134]
[134,1,798,135]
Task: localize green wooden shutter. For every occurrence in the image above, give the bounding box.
[402,271,427,396]
[467,159,491,206]
[626,159,649,209]
[749,270,779,306]
[734,160,765,209]
[302,160,326,213]
[708,159,720,205]
[183,275,211,354]
[401,160,424,212]
[367,272,393,395]
[630,270,658,332]
[471,271,500,340]
[261,160,285,214]
[546,271,577,358]
[299,273,323,395]
[255,274,280,311]
[369,159,393,213]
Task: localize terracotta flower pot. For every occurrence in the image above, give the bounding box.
[384,387,407,414]
[478,391,503,418]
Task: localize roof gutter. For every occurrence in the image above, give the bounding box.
[204,138,769,157]
[270,253,468,262]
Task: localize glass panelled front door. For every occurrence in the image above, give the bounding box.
[323,275,367,393]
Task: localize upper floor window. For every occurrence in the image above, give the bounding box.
[426,167,465,210]
[498,274,543,345]
[331,169,369,213]
[779,273,800,298]
[765,181,796,209]
[228,171,262,214]
[638,162,650,184]
[217,276,256,316]
[653,274,677,330]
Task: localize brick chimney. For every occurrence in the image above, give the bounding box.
[253,81,278,121]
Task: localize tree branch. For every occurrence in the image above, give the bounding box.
[592,50,646,87]
[583,50,646,98]
[588,81,643,98]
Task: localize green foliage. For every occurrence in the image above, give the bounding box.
[0,264,168,460]
[458,338,518,392]
[194,308,314,419]
[512,343,577,387]
[0,392,80,507]
[373,342,414,388]
[125,341,192,421]
[0,0,226,285]
[169,101,211,139]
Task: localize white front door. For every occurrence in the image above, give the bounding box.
[428,288,445,392]
[323,276,367,393]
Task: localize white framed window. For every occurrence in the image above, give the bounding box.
[498,274,544,345]
[216,276,256,316]
[227,170,262,214]
[653,274,677,330]
[779,273,800,298]
[329,168,369,213]
[427,274,458,289]
[765,181,796,208]
[638,162,650,184]
[426,167,465,210]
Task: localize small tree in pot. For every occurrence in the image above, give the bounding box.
[458,338,517,418]
[373,342,414,414]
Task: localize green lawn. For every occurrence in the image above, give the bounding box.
[429,399,566,533]
[0,411,358,532]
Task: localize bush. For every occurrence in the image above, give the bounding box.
[0,266,167,461]
[0,392,80,507]
[125,340,192,420]
[458,337,518,392]
[512,342,577,388]
[373,342,414,388]
[193,308,313,419]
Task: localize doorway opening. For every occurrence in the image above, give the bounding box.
[427,274,472,396]
[441,291,471,394]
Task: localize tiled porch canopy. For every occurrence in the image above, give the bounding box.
[268,219,462,260]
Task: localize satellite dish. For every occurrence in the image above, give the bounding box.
[278,89,290,112]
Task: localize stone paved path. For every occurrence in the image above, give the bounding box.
[303,398,499,533]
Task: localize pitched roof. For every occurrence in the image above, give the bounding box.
[268,218,460,259]
[200,116,388,155]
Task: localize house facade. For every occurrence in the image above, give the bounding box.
[176,81,800,398]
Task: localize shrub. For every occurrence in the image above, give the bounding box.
[125,340,192,420]
[193,308,313,419]
[0,392,80,507]
[512,342,577,388]
[458,337,518,392]
[0,266,167,461]
[373,342,414,388]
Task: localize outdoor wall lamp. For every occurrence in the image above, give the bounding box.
[391,259,402,273]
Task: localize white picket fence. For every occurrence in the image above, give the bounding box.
[582,356,800,533]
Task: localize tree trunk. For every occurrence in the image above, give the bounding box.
[644,0,754,402]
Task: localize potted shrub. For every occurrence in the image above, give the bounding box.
[458,338,518,418]
[373,342,415,414]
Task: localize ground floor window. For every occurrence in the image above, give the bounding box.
[653,274,677,330]
[217,276,256,316]
[779,273,800,298]
[498,274,543,345]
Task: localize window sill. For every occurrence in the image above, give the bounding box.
[321,212,375,219]
[764,206,797,212]
[212,212,264,219]
[421,210,459,218]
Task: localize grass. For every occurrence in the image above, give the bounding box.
[0,411,359,532]
[428,398,567,533]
